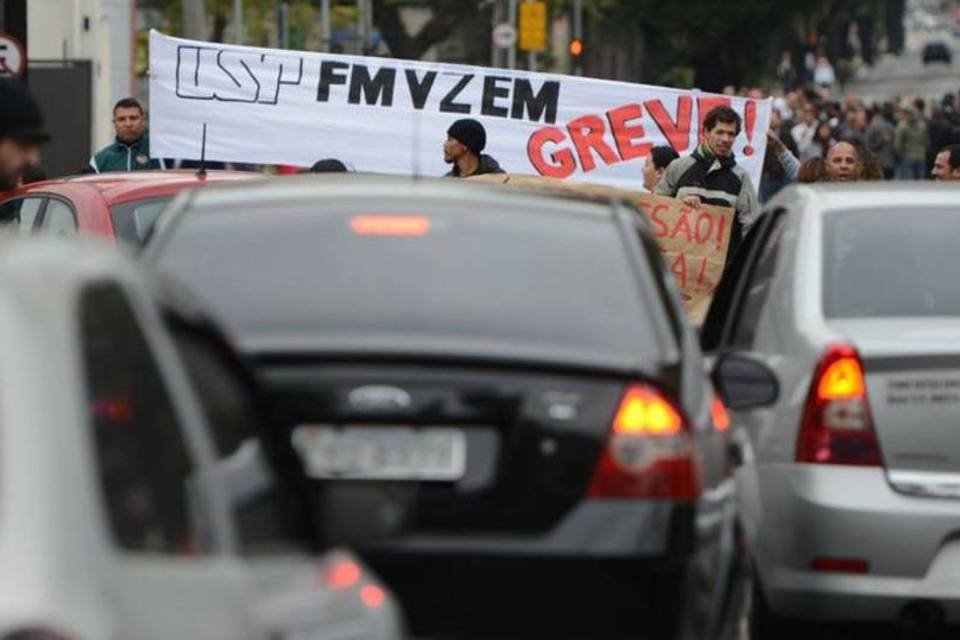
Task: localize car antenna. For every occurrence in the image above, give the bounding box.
[196,123,207,180]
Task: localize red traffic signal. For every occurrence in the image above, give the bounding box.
[569,38,583,57]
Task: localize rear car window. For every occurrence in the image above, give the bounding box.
[153,200,663,366]
[110,197,173,245]
[823,208,960,318]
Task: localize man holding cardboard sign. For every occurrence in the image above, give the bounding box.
[654,106,759,258]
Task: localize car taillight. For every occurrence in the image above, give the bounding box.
[587,384,700,500]
[795,345,883,466]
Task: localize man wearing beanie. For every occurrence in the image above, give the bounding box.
[443,118,505,178]
[0,78,50,191]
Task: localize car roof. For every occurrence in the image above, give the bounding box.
[16,170,261,205]
[779,182,960,212]
[174,173,625,220]
[0,236,143,303]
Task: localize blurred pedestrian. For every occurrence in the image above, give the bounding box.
[894,104,929,180]
[89,97,164,173]
[642,146,679,191]
[308,159,349,173]
[0,78,50,191]
[760,129,800,202]
[777,51,795,92]
[814,56,836,89]
[865,106,896,179]
[796,157,826,183]
[801,122,834,161]
[443,118,504,178]
[655,106,759,256]
[791,105,819,157]
[824,141,862,182]
[836,103,868,147]
[932,144,960,180]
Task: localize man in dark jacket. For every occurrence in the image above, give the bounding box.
[0,78,49,190]
[443,119,505,178]
[89,97,165,173]
[654,106,759,256]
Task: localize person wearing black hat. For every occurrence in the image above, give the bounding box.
[0,78,50,191]
[308,158,349,173]
[443,118,504,178]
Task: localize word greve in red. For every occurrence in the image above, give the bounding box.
[526,96,760,179]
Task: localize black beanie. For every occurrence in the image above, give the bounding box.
[447,118,486,155]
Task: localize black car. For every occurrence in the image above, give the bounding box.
[923,41,951,64]
[145,176,746,639]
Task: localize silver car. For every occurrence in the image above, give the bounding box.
[701,184,960,636]
[0,238,402,640]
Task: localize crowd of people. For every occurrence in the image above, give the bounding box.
[758,84,960,201]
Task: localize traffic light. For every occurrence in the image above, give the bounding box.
[569,38,583,58]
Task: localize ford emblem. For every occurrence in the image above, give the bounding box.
[347,385,412,412]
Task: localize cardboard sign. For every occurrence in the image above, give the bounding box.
[148,31,771,191]
[469,174,732,323]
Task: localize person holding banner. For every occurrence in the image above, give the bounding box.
[443,119,505,178]
[654,106,759,257]
[642,146,680,192]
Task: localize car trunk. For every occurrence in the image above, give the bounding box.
[837,319,960,497]
[257,357,657,543]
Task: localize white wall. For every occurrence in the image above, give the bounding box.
[28,0,133,153]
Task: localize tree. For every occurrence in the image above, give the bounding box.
[371,0,483,60]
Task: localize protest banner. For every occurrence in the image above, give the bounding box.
[148,31,771,191]
[470,174,732,323]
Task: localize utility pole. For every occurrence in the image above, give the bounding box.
[182,0,206,40]
[320,0,331,51]
[507,0,517,69]
[233,0,244,43]
[491,0,503,68]
[572,0,583,75]
[357,0,371,54]
[278,2,290,49]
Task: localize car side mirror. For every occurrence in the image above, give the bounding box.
[712,354,779,410]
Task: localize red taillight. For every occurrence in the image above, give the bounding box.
[350,215,430,236]
[360,584,386,609]
[811,557,870,574]
[796,345,883,466]
[588,384,700,500]
[325,559,362,590]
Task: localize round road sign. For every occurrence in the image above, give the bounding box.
[0,32,25,79]
[492,22,517,49]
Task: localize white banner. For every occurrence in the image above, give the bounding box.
[149,31,771,191]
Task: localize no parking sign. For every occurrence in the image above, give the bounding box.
[0,32,25,78]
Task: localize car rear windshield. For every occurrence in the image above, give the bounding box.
[153,199,663,366]
[110,196,173,245]
[823,207,960,318]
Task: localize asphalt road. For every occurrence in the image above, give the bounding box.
[846,20,958,103]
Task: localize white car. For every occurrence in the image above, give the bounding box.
[702,184,960,636]
[0,238,403,640]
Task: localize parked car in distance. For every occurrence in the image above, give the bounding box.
[0,170,259,247]
[0,238,402,640]
[923,41,952,64]
[145,175,744,640]
[701,183,960,638]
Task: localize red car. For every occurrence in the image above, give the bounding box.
[0,170,260,246]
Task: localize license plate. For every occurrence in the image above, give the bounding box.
[291,425,467,481]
